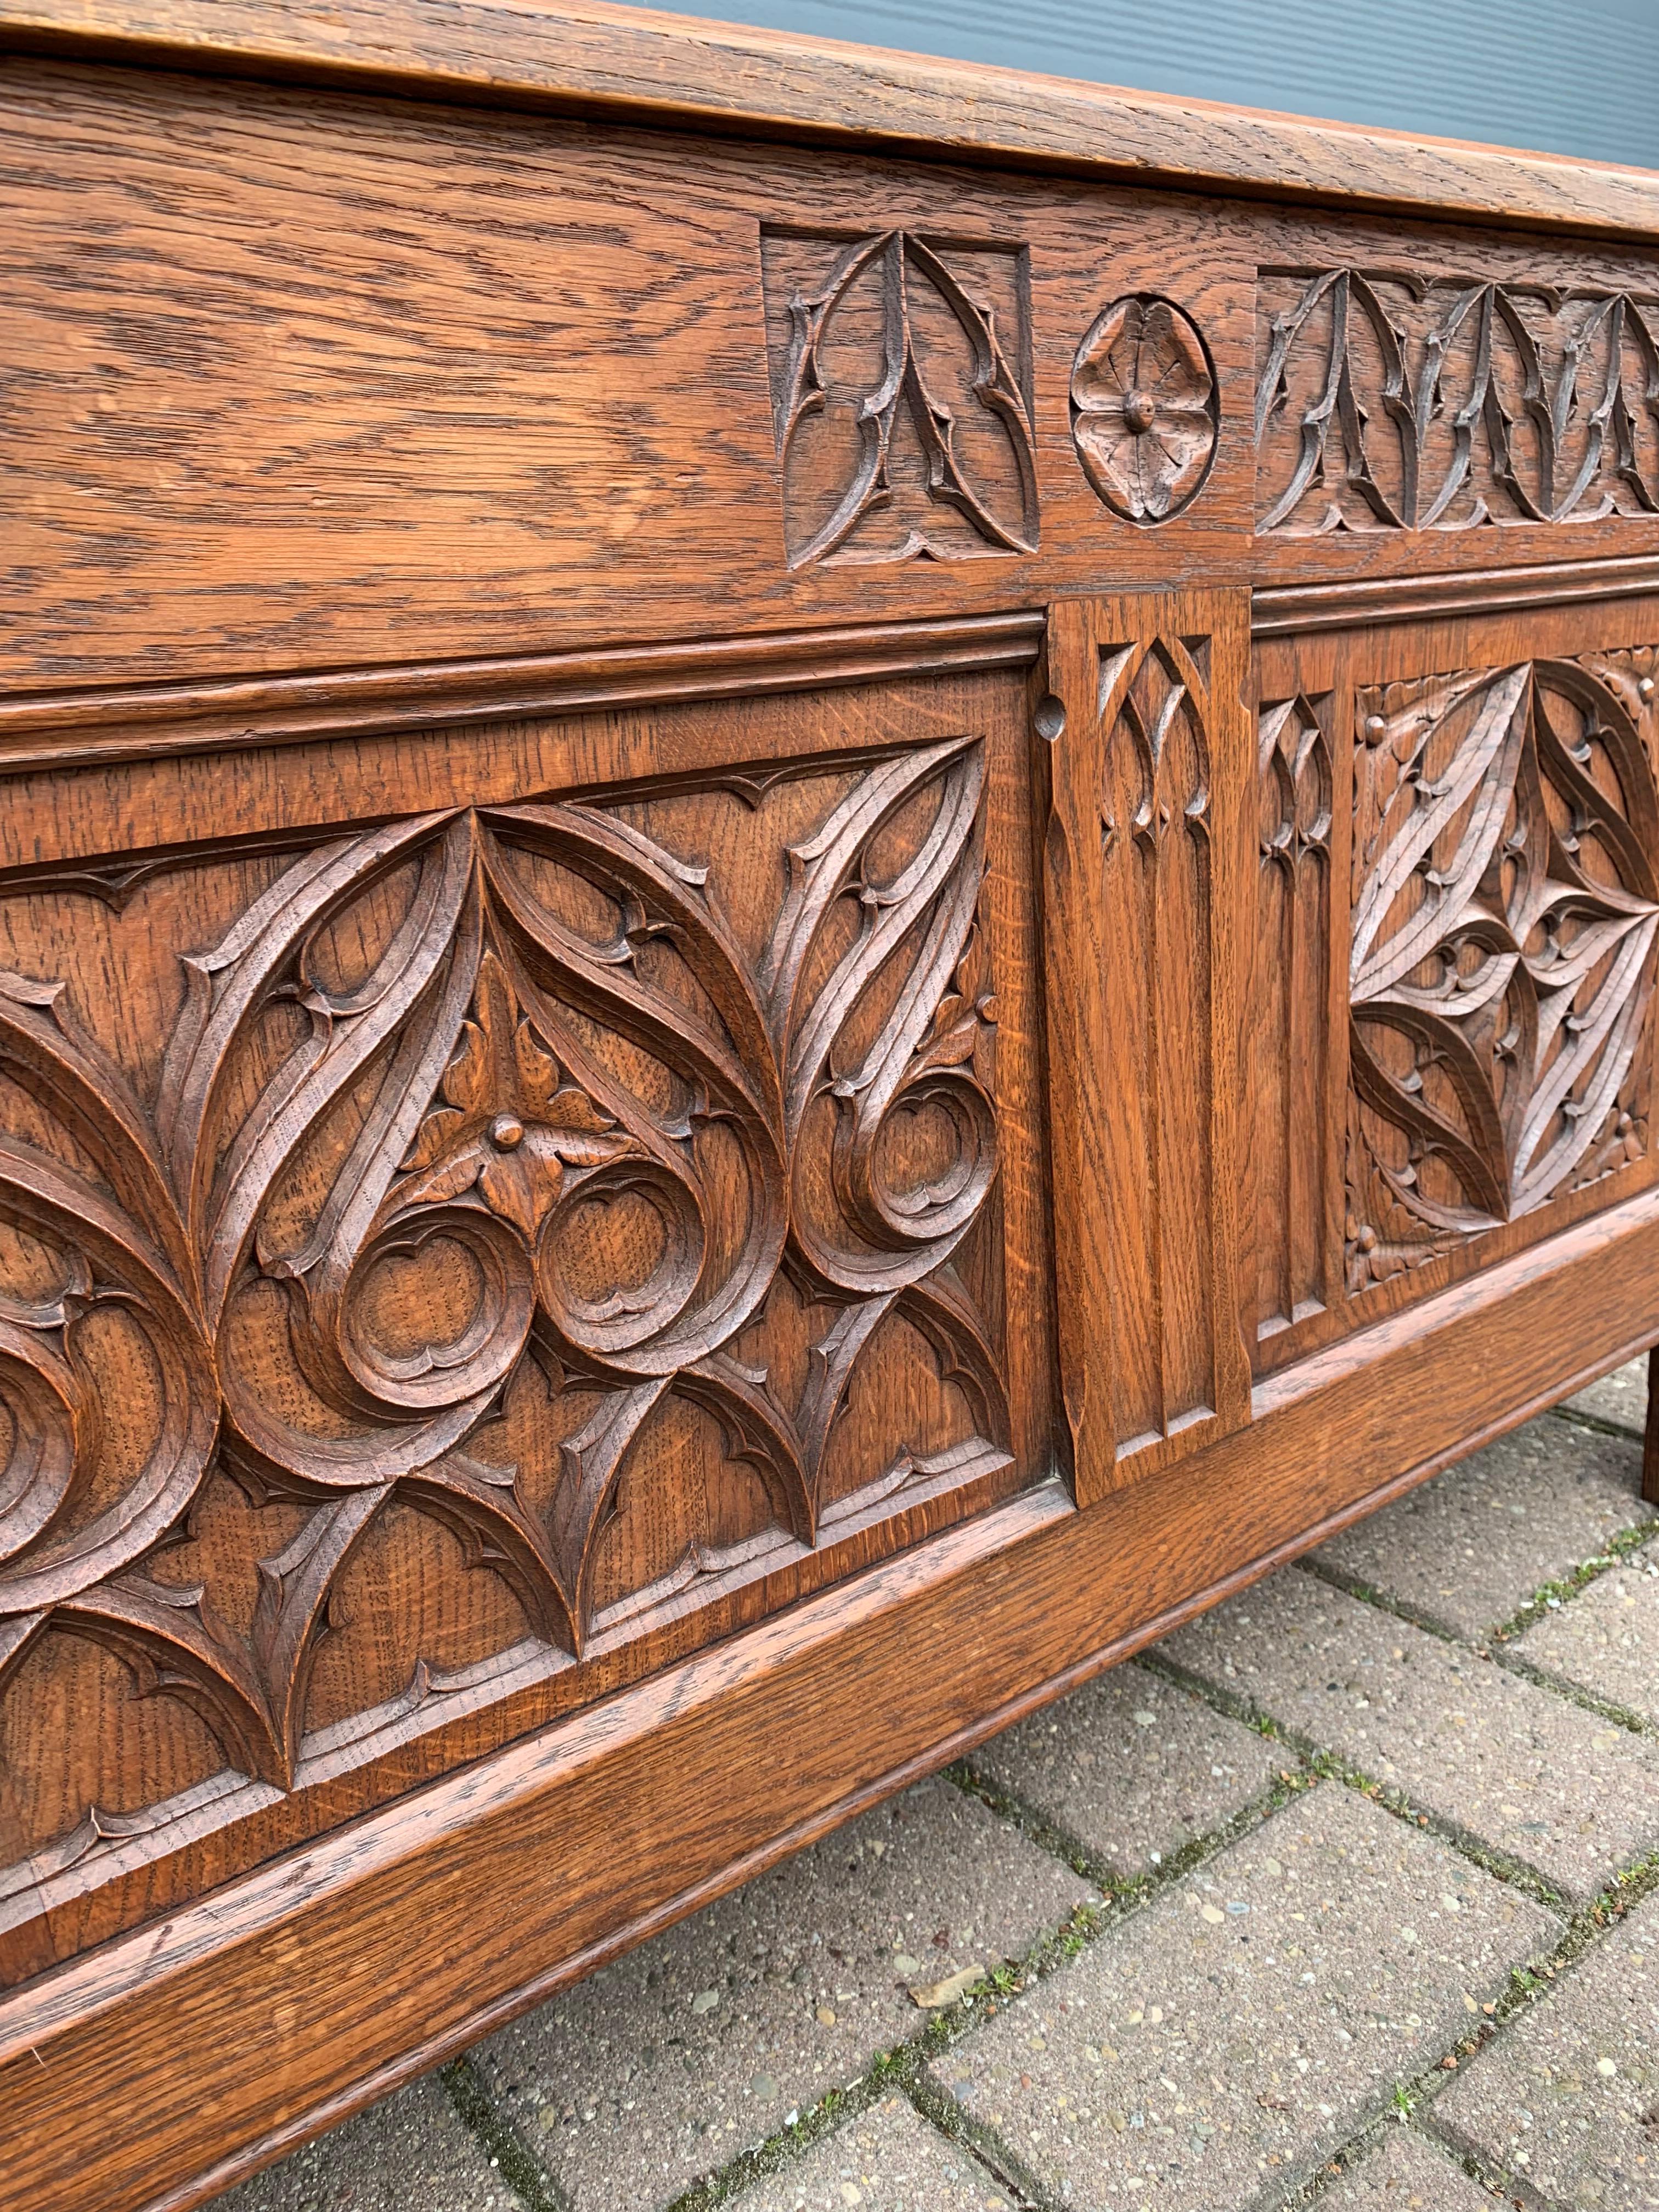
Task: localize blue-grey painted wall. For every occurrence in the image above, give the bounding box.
[633,0,1659,169]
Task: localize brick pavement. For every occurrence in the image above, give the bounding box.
[217,1369,1659,2212]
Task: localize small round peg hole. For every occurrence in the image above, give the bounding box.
[1034,695,1066,743]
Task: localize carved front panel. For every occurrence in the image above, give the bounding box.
[1042,589,1252,1498]
[1243,618,1659,1371]
[9,31,1659,2090]
[1346,653,1659,1289]
[0,689,1049,1972]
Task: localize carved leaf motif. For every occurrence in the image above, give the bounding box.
[0,969,196,1294]
[398,951,639,1241]
[1347,658,1659,1271]
[483,803,788,1346]
[159,814,473,1321]
[1256,269,1413,533]
[1352,664,1532,1001]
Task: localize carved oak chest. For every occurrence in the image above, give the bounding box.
[2,8,1657,2205]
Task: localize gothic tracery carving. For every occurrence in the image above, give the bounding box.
[1346,658,1659,1288]
[0,744,1007,1802]
[1256,267,1659,533]
[761,227,1039,569]
[1249,695,1334,1341]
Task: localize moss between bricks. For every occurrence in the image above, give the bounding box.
[1487,1513,1659,1644]
[654,1767,1312,2212]
[435,1477,1659,2212]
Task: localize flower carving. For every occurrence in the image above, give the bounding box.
[1070,296,1217,523]
[399,952,638,1242]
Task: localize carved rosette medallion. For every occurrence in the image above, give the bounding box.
[1346,657,1659,1290]
[1070,296,1217,523]
[0,744,1007,1808]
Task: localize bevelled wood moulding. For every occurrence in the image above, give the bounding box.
[0,613,1047,772]
[1252,552,1659,634]
[6,0,1659,239]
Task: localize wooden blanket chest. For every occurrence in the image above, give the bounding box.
[2,7,1658,2204]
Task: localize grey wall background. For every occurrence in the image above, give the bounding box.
[630,0,1659,168]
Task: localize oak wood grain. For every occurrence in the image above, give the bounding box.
[1042,589,1252,1496]
[4,1177,1658,2212]
[5,60,1659,689]
[1245,591,1659,1378]
[0,612,1045,775]
[5,0,1659,241]
[5,15,1659,2205]
[0,652,1058,1978]
[1252,555,1659,636]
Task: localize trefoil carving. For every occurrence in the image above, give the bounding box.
[761,227,1039,569]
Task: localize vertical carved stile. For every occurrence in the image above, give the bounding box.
[1250,696,1334,1345]
[1043,591,1252,1500]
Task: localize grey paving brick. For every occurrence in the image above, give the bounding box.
[1160,1568,1659,1901]
[1434,1887,1659,2209]
[1564,1355,1650,1437]
[725,2096,1009,2210]
[1313,1418,1646,1639]
[207,2078,506,2212]
[1520,1542,1659,1726]
[476,1776,1092,2212]
[1318,2128,1498,2210]
[972,1661,1283,1878]
[928,1784,1550,2212]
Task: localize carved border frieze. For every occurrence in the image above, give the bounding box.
[1256,267,1659,535]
